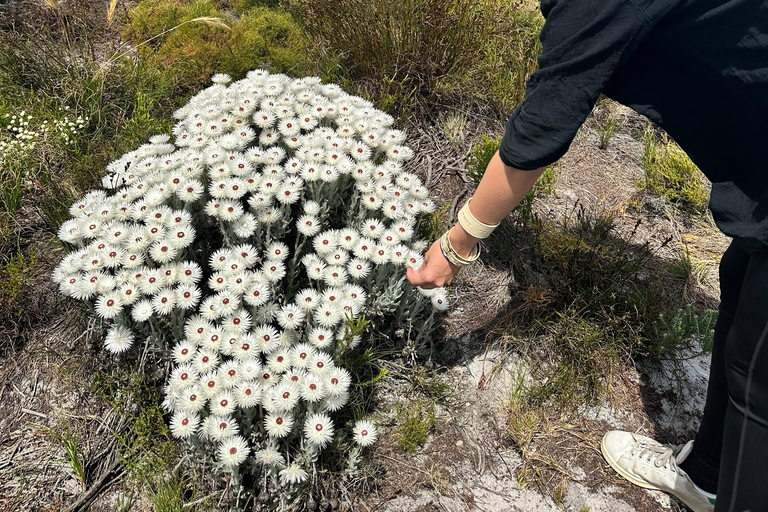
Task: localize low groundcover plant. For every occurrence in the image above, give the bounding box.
[52,70,447,502]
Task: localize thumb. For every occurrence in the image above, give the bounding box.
[406,266,422,286]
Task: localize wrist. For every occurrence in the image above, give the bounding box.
[449,224,479,259]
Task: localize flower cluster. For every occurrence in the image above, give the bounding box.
[53,71,446,494]
[0,108,90,158]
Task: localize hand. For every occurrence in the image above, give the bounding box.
[406,238,460,290]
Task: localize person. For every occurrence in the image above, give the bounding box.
[406,1,768,511]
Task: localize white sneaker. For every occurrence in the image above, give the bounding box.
[601,431,716,512]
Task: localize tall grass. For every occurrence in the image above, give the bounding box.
[298,0,496,112]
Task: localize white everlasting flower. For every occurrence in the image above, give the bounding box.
[243,279,270,307]
[255,443,286,467]
[175,285,201,309]
[297,215,321,237]
[295,288,320,312]
[303,412,334,448]
[217,435,250,468]
[168,364,198,392]
[253,324,280,353]
[177,384,207,414]
[323,389,349,412]
[347,258,371,279]
[262,260,286,282]
[307,327,334,349]
[315,302,343,328]
[324,367,352,397]
[370,245,391,265]
[302,200,321,215]
[222,309,252,333]
[95,292,123,319]
[276,304,305,330]
[104,325,133,353]
[300,373,327,403]
[218,359,242,388]
[192,350,219,374]
[264,412,294,438]
[232,212,258,238]
[279,463,308,485]
[309,351,334,375]
[270,380,300,412]
[211,73,231,84]
[265,242,289,261]
[352,420,377,447]
[234,380,262,408]
[169,412,201,439]
[151,288,176,315]
[290,343,317,369]
[266,350,291,374]
[131,299,154,322]
[205,415,240,442]
[172,340,197,364]
[210,390,237,416]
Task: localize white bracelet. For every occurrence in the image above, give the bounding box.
[457,199,499,240]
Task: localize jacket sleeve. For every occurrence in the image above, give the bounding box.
[499,0,653,170]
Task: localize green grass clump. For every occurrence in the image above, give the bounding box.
[398,401,435,453]
[466,134,555,223]
[640,129,709,211]
[123,1,310,90]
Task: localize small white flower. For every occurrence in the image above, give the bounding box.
[131,299,153,322]
[217,435,250,468]
[264,412,294,438]
[104,325,133,353]
[172,340,197,364]
[151,288,176,315]
[169,412,201,439]
[279,463,308,485]
[352,419,378,447]
[210,390,237,416]
[192,350,219,374]
[205,415,240,442]
[303,412,335,448]
[297,215,321,237]
[290,343,317,369]
[95,292,123,319]
[276,303,305,330]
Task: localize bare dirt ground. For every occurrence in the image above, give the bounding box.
[0,102,728,511]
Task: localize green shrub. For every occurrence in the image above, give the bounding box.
[650,305,717,355]
[640,129,709,211]
[466,134,555,223]
[123,1,310,89]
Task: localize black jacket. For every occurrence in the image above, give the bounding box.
[499,0,768,248]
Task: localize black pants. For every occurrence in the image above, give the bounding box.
[680,239,768,511]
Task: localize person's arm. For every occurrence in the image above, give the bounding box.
[408,0,666,290]
[406,153,545,289]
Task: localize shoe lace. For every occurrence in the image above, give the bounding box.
[631,440,678,471]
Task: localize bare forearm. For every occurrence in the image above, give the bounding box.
[450,151,546,255]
